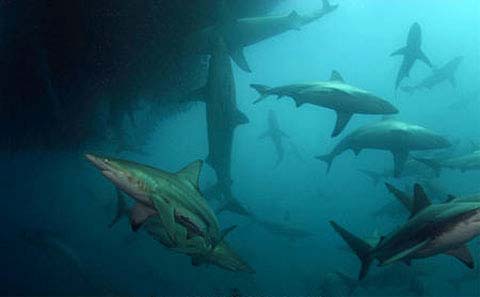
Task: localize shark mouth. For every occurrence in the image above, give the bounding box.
[174,209,205,240]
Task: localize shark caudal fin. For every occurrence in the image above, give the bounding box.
[412,157,442,177]
[251,84,272,104]
[316,153,335,174]
[330,221,374,280]
[109,189,131,228]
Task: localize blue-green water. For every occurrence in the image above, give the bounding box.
[3,1,480,296]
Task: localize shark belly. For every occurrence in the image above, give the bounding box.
[417,213,480,257]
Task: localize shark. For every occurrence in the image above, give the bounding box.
[413,150,480,175]
[192,36,253,218]
[316,119,451,177]
[358,158,437,186]
[86,154,254,273]
[386,182,480,212]
[259,110,289,166]
[391,22,433,90]
[188,0,338,72]
[332,266,426,297]
[331,184,480,280]
[401,56,463,94]
[251,70,398,137]
[254,218,315,241]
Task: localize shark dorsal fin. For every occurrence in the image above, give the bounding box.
[330,70,345,82]
[410,184,431,218]
[177,160,203,189]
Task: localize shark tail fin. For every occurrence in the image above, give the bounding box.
[251,84,272,104]
[316,153,335,174]
[329,221,374,280]
[334,271,359,296]
[109,189,130,228]
[412,157,442,177]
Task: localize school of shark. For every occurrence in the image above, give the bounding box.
[5,1,480,296]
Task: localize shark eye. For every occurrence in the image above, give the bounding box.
[104,158,109,163]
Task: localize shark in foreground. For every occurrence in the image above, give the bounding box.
[317,119,450,177]
[391,22,433,90]
[188,0,338,72]
[259,110,289,166]
[413,150,480,175]
[86,154,254,273]
[251,71,398,137]
[401,56,463,94]
[331,184,480,280]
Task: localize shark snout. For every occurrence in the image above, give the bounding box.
[85,154,109,171]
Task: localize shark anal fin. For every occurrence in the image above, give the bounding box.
[418,49,433,68]
[391,149,409,178]
[410,184,431,218]
[380,239,431,266]
[230,47,251,73]
[332,111,353,137]
[130,203,157,231]
[445,245,474,269]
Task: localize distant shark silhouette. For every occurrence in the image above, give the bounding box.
[401,56,463,94]
[391,22,433,90]
[188,0,338,72]
[259,110,289,167]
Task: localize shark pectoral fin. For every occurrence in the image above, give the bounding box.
[391,149,409,178]
[230,47,251,73]
[329,70,345,82]
[418,50,433,68]
[409,184,431,218]
[390,46,407,57]
[130,203,157,231]
[332,111,353,137]
[380,239,431,266]
[233,109,249,126]
[109,189,131,228]
[177,160,203,190]
[445,245,474,269]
